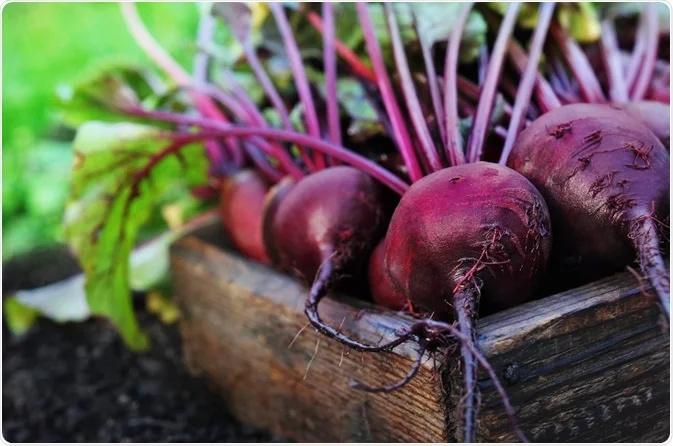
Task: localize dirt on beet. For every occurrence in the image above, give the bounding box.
[2,306,292,442]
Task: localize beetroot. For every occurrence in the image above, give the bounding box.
[263,166,400,351]
[219,169,270,264]
[386,162,552,316]
[261,176,296,269]
[368,239,407,311]
[508,103,670,318]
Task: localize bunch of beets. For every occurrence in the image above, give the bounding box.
[120,3,669,442]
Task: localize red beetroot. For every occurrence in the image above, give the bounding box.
[386,162,552,315]
[219,169,270,263]
[261,176,297,269]
[508,103,670,318]
[263,166,398,351]
[368,239,407,311]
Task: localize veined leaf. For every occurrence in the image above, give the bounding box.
[56,59,189,128]
[64,121,208,350]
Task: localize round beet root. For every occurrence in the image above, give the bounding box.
[219,169,270,263]
[261,176,296,268]
[368,239,407,311]
[509,103,670,318]
[385,162,552,316]
[619,101,670,150]
[263,166,397,351]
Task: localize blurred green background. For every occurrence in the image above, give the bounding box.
[2,2,201,260]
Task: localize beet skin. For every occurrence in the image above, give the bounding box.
[263,166,399,351]
[509,103,670,317]
[219,169,270,263]
[385,162,552,317]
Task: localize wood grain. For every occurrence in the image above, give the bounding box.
[170,222,670,442]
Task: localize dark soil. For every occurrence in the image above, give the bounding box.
[2,308,288,442]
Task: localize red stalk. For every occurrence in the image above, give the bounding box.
[500,2,555,165]
[631,4,660,100]
[322,2,342,161]
[625,11,648,94]
[306,11,377,84]
[443,2,474,166]
[385,3,443,172]
[550,22,606,104]
[126,107,410,195]
[269,4,325,169]
[600,19,628,102]
[508,40,562,112]
[357,3,424,182]
[466,2,521,163]
[413,12,447,149]
[120,3,241,164]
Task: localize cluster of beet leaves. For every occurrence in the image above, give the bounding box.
[62,2,670,443]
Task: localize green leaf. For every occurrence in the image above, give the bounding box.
[56,59,176,128]
[489,3,602,43]
[557,3,601,43]
[64,121,208,350]
[405,4,487,63]
[4,297,40,336]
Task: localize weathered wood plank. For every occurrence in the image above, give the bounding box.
[467,272,670,442]
[170,222,670,442]
[171,224,446,442]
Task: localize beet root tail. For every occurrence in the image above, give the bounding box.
[304,259,414,353]
[634,218,670,321]
[349,342,428,393]
[454,288,480,442]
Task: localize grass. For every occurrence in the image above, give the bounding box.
[2,2,200,259]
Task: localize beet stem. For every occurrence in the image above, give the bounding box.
[305,11,377,84]
[466,2,521,163]
[304,259,415,352]
[414,13,447,148]
[443,2,474,166]
[350,342,428,392]
[550,52,574,94]
[385,3,443,172]
[269,3,325,169]
[322,3,342,157]
[120,3,239,164]
[357,3,424,182]
[478,43,489,87]
[625,11,648,95]
[630,4,659,101]
[217,73,305,176]
[508,40,562,112]
[600,18,629,102]
[500,2,555,165]
[193,13,235,169]
[239,41,316,171]
[127,107,410,195]
[634,218,670,320]
[550,22,606,104]
[457,76,514,118]
[193,11,215,87]
[194,83,304,179]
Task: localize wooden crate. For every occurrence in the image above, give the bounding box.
[169,222,670,442]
